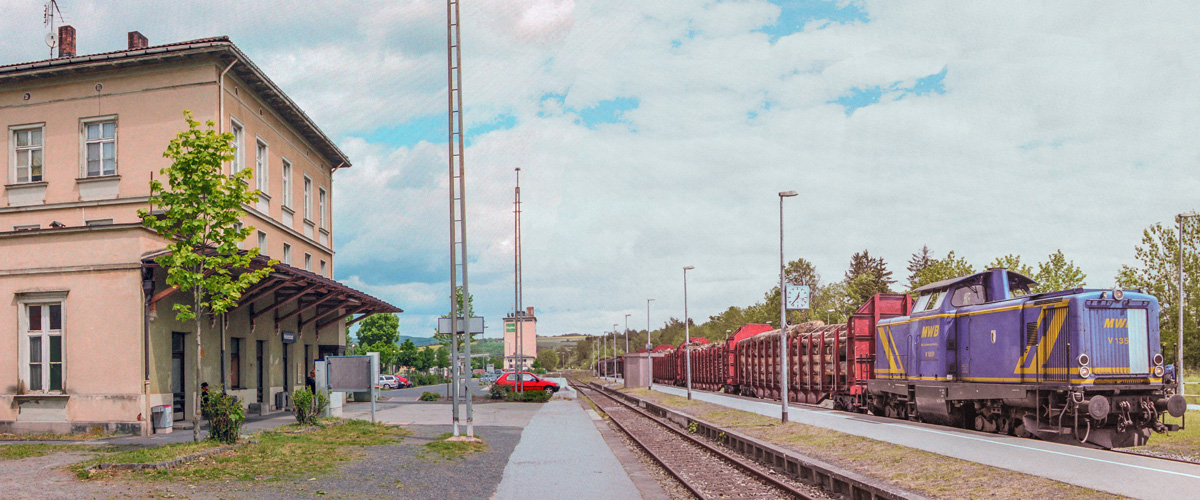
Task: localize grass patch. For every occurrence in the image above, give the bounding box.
[629,389,1121,500]
[1130,410,1200,457]
[77,419,407,481]
[0,429,111,441]
[421,433,489,461]
[0,443,93,460]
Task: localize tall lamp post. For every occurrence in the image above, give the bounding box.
[779,190,798,423]
[684,266,695,400]
[1179,211,1198,396]
[647,298,655,390]
[613,324,620,380]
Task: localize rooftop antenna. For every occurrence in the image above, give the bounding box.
[44,0,64,58]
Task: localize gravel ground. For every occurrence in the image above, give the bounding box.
[2,425,521,500]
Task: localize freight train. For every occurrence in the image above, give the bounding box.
[597,268,1187,448]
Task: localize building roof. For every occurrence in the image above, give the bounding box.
[0,36,351,169]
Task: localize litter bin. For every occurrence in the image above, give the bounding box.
[151,405,173,434]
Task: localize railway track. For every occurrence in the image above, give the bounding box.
[575,381,825,500]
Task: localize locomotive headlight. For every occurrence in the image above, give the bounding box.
[1079,366,1093,378]
[1154,366,1165,377]
[1154,353,1164,366]
[1113,288,1124,300]
[1078,353,1090,366]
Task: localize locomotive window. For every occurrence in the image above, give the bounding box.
[911,294,931,312]
[925,290,946,311]
[951,285,987,307]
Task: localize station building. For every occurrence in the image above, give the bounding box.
[503,307,538,370]
[0,28,400,435]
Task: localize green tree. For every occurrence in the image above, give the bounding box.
[910,251,975,291]
[433,286,480,350]
[845,250,895,306]
[538,348,560,371]
[397,339,418,368]
[1034,250,1086,293]
[906,245,935,289]
[1117,219,1200,367]
[362,341,401,372]
[345,332,357,355]
[357,313,399,347]
[986,254,1034,279]
[414,347,436,372]
[139,111,273,443]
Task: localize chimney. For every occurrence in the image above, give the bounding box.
[57,25,76,58]
[127,31,148,50]
[526,306,534,316]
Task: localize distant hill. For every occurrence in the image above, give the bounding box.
[397,335,440,347]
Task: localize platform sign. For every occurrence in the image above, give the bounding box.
[785,285,811,311]
[326,355,374,392]
[438,317,485,334]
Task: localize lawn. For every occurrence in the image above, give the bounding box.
[77,419,407,481]
[1131,410,1200,457]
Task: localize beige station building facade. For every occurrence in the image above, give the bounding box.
[503,307,538,371]
[0,28,399,435]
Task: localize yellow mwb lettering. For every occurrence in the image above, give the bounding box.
[921,325,940,338]
[1104,318,1128,328]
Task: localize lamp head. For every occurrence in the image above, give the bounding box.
[779,190,798,198]
[684,266,694,271]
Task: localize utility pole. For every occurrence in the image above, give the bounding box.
[646,298,654,390]
[514,168,524,392]
[625,313,631,354]
[446,0,474,438]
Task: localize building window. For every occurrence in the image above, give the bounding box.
[12,126,44,183]
[234,222,244,250]
[320,260,326,276]
[303,176,312,221]
[230,338,242,389]
[230,118,244,173]
[23,302,64,393]
[282,159,292,208]
[318,187,327,230]
[83,119,117,177]
[304,253,312,271]
[283,243,292,265]
[13,224,39,231]
[255,139,268,194]
[85,219,113,226]
[258,231,267,253]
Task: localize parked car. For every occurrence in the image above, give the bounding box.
[377,375,400,389]
[494,372,558,393]
[395,375,412,388]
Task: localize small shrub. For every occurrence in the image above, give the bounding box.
[292,387,329,426]
[419,391,441,402]
[203,390,244,444]
[489,385,552,403]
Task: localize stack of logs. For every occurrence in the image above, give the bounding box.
[735,321,850,402]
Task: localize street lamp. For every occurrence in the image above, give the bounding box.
[684,266,695,400]
[647,298,655,390]
[779,190,798,423]
[613,324,620,380]
[1180,211,1198,396]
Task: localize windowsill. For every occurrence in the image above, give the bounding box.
[319,227,329,235]
[5,181,48,190]
[303,218,314,226]
[76,174,120,184]
[282,206,294,215]
[258,193,272,202]
[14,393,69,400]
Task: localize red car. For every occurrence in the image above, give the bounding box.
[495,372,558,393]
[396,375,411,388]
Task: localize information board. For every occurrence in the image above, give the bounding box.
[326,355,373,392]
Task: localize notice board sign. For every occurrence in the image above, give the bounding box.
[327,355,373,392]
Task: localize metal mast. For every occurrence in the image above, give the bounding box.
[446,0,473,438]
[514,167,524,392]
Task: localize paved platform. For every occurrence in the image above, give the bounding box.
[492,400,645,500]
[650,384,1200,500]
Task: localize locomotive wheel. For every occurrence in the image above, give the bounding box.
[974,415,986,432]
[998,416,1012,436]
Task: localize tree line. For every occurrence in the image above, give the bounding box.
[566,219,1200,369]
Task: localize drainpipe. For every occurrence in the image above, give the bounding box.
[220,314,227,395]
[141,267,155,435]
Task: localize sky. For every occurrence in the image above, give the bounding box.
[4,1,1199,339]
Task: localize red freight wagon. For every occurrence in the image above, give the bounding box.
[724,324,773,392]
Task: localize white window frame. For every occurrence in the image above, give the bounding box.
[320,260,327,276]
[258,231,267,253]
[18,293,67,394]
[11,123,45,184]
[80,115,118,177]
[303,175,313,221]
[230,117,244,174]
[283,242,292,265]
[13,224,39,231]
[304,253,312,271]
[255,138,269,195]
[234,222,244,250]
[281,159,293,208]
[318,186,328,230]
[84,219,114,226]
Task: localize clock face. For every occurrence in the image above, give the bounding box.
[786,285,810,310]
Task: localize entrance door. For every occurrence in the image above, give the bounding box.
[282,343,290,391]
[171,332,186,421]
[256,340,265,404]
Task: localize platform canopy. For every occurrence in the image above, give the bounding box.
[142,250,402,331]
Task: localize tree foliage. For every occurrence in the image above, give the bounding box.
[1117,218,1200,367]
[910,251,975,291]
[433,286,481,349]
[986,254,1034,279]
[906,245,934,289]
[845,250,894,305]
[538,348,560,371]
[138,111,273,443]
[1034,250,1086,293]
[357,313,399,347]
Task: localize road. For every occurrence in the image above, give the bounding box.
[649,384,1200,500]
[379,380,491,402]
